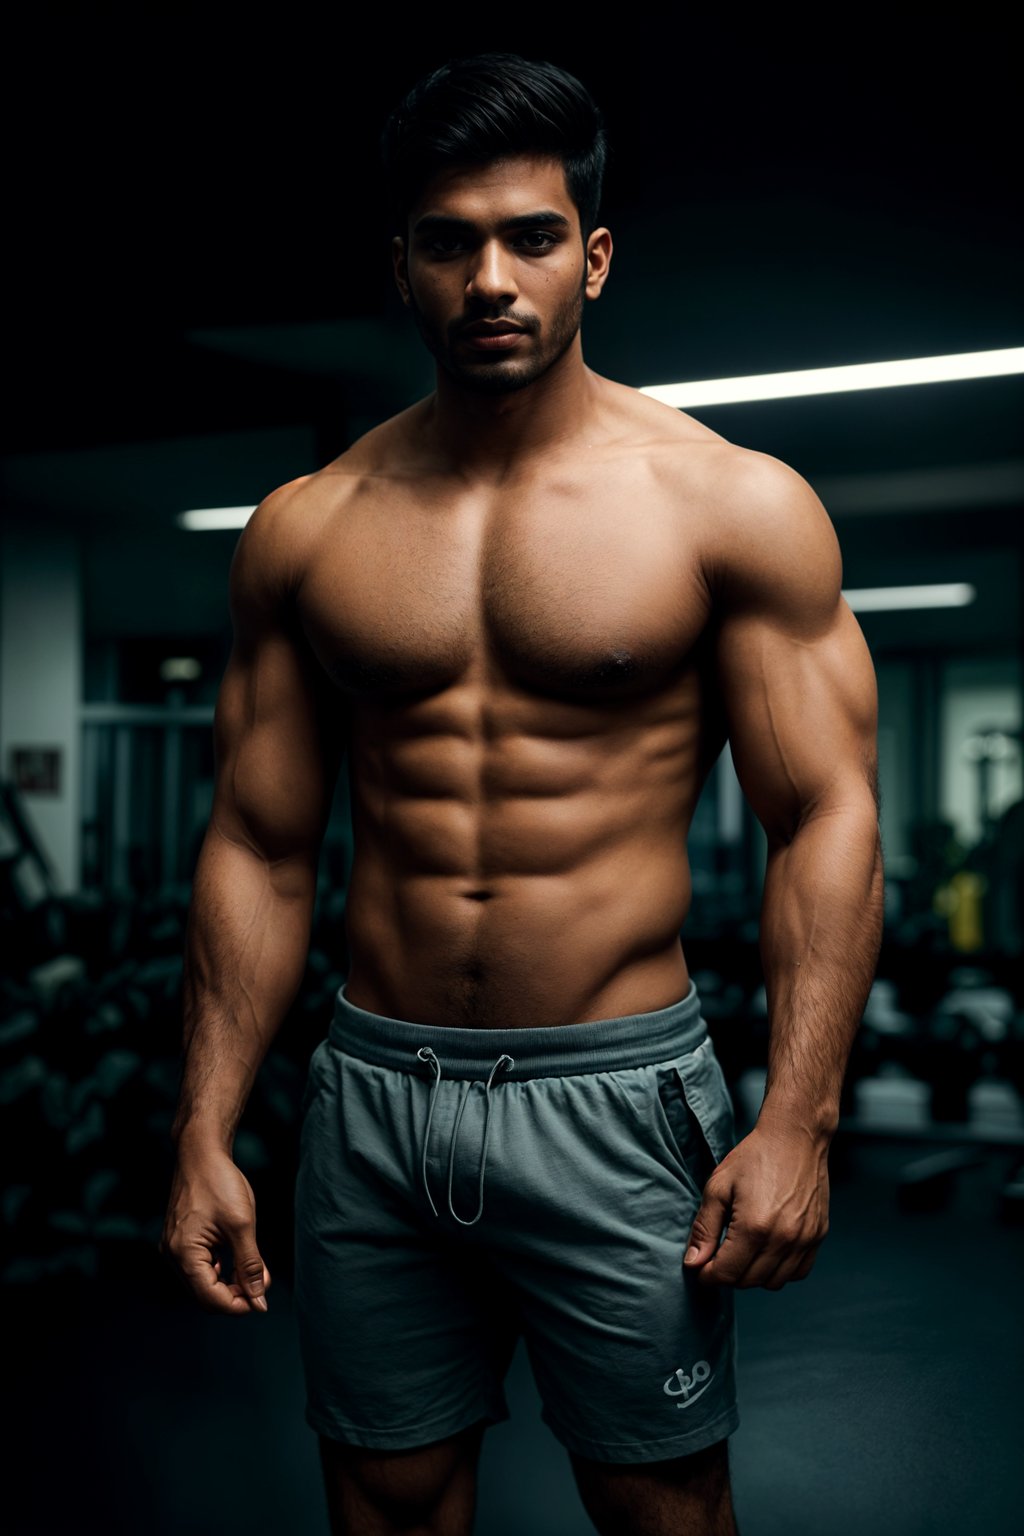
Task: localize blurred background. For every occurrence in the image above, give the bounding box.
[2,8,1022,1535]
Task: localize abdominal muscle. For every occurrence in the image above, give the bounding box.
[339,706,699,1031]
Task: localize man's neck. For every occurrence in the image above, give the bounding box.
[423,337,600,484]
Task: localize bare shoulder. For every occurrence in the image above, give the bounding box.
[227,473,323,620]
[603,382,842,622]
[228,409,419,614]
[674,435,843,629]
[719,446,840,612]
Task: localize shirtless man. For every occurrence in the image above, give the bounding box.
[161,52,883,1536]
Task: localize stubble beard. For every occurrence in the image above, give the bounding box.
[407,268,587,397]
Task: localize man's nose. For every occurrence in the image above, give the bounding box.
[465,240,518,306]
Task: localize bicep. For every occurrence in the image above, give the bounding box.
[210,497,348,865]
[711,466,878,847]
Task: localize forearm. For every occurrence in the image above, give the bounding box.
[755,797,884,1143]
[171,824,318,1154]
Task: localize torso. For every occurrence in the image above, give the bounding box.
[291,377,736,1028]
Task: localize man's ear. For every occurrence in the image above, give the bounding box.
[392,235,410,306]
[584,227,613,300]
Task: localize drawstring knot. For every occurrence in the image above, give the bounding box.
[416,1046,515,1225]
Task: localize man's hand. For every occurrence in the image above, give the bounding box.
[160,1144,272,1314]
[682,1122,830,1290]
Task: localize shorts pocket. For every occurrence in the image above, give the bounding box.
[674,1036,737,1165]
[653,1036,736,1190]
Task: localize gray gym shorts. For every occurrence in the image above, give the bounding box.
[293,977,740,1463]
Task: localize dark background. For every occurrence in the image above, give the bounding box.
[2,8,1022,1535]
[7,11,1020,466]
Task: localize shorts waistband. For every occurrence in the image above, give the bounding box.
[327,977,707,1081]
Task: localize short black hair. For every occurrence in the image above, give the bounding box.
[380,52,607,244]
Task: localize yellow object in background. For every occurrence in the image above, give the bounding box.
[947,869,986,951]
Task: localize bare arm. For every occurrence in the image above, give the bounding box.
[716,456,883,1137]
[684,453,884,1289]
[162,481,347,1311]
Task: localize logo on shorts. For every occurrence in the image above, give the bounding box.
[663,1360,713,1408]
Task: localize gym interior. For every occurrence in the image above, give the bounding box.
[2,17,1021,1536]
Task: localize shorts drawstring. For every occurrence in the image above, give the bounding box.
[416,1046,515,1225]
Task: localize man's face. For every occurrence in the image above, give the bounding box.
[393,154,611,396]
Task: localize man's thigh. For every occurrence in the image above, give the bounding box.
[570,1437,739,1536]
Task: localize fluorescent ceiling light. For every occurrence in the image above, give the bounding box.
[843,583,976,613]
[177,506,256,530]
[640,346,1024,408]
[160,657,202,681]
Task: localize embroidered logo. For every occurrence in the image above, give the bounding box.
[663,1360,713,1408]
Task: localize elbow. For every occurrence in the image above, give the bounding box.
[767,788,880,853]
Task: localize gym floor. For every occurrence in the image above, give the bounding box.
[6,1131,1021,1536]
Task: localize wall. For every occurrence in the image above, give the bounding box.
[0,524,82,892]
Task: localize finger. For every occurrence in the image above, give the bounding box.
[761,1241,825,1289]
[230,1233,270,1311]
[683,1187,730,1270]
[215,1256,270,1285]
[754,1252,799,1291]
[697,1226,775,1287]
[789,1247,820,1283]
[224,1262,273,1303]
[739,1237,803,1288]
[714,1236,817,1291]
[181,1251,259,1315]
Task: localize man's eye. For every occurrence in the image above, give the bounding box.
[425,231,557,256]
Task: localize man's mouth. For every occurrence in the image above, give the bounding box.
[460,321,528,352]
[461,321,526,337]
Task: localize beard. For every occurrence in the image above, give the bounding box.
[406,266,587,396]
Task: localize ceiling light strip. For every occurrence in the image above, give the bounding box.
[640,347,1024,408]
[177,507,257,530]
[843,583,976,612]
